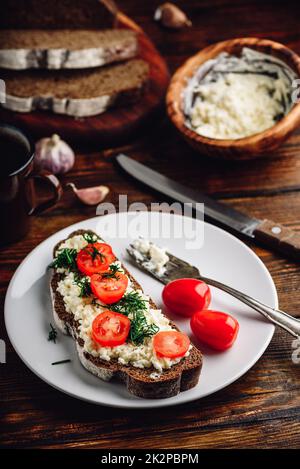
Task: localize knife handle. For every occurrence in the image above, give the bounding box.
[254,219,300,260]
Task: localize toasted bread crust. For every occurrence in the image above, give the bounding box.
[1,59,149,117]
[0,29,138,70]
[50,229,202,399]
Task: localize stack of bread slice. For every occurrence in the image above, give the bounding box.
[0,0,149,117]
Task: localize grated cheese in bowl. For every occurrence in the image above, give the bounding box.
[184,47,297,140]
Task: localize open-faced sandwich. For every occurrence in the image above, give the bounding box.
[49,229,202,399]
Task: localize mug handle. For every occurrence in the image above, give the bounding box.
[27,170,63,215]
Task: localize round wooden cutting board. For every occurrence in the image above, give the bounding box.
[0,13,170,146]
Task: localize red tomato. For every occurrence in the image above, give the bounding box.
[76,242,115,276]
[153,331,190,359]
[92,310,130,347]
[190,310,239,351]
[90,272,128,304]
[162,278,211,317]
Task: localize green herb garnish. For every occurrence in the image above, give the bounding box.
[129,311,159,345]
[73,273,92,297]
[102,264,123,279]
[110,291,148,316]
[49,248,77,270]
[51,359,71,365]
[111,291,158,345]
[83,245,105,262]
[83,232,99,244]
[48,323,57,343]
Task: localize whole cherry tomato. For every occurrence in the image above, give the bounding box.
[190,309,239,351]
[162,278,211,317]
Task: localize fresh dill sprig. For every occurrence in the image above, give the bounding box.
[110,291,148,316]
[49,248,77,270]
[48,323,58,343]
[83,232,104,261]
[73,273,91,297]
[110,291,157,345]
[51,359,71,365]
[102,264,123,279]
[83,245,105,262]
[129,311,159,345]
[83,232,99,244]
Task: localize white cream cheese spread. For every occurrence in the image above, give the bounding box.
[131,238,169,276]
[184,47,297,140]
[54,234,188,372]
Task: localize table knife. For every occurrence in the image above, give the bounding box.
[116,154,300,261]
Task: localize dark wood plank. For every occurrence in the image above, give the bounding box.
[1,327,299,449]
[1,0,300,450]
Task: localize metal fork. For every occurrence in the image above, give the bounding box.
[127,244,300,338]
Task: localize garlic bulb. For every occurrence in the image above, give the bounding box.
[68,183,109,206]
[34,134,75,174]
[154,3,192,29]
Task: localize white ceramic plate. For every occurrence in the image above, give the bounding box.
[5,212,277,408]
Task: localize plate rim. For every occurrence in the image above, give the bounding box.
[4,212,278,409]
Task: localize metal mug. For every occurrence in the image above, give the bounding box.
[0,124,62,246]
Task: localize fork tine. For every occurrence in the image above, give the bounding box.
[166,252,193,268]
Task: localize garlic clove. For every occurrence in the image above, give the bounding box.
[67,183,109,206]
[154,3,192,29]
[34,134,75,175]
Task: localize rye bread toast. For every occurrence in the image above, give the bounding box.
[1,59,149,117]
[0,29,138,70]
[50,229,202,399]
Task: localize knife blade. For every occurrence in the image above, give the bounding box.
[116,154,300,261]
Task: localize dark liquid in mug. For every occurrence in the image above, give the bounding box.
[0,126,33,246]
[0,126,31,176]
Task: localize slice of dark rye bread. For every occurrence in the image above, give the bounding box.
[50,229,202,399]
[0,0,118,29]
[0,59,149,117]
[0,29,138,70]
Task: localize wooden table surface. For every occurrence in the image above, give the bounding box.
[1,0,300,449]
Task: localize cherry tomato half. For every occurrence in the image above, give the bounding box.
[153,331,190,359]
[162,278,211,317]
[92,310,130,347]
[190,310,239,351]
[90,272,128,304]
[76,242,115,276]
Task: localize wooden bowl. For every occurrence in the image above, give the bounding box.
[166,38,300,160]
